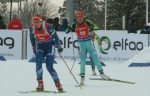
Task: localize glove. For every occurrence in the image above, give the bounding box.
[90,27,93,32]
[58,48,63,53]
[99,41,102,45]
[68,26,72,30]
[89,25,94,32]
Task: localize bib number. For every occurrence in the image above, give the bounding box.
[80,31,85,36]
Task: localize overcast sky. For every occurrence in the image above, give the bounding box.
[51,0,65,7]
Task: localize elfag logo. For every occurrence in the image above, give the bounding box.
[98,36,111,54]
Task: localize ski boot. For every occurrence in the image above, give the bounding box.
[80,74,85,86]
[55,79,63,92]
[99,70,110,80]
[91,66,96,75]
[36,77,44,90]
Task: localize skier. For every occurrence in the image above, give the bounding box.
[66,11,110,85]
[29,14,63,92]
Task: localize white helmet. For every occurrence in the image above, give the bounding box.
[147,23,150,27]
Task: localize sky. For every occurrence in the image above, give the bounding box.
[51,0,65,7]
[0,47,150,96]
[12,0,65,9]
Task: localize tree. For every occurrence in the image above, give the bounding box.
[20,0,58,28]
[0,2,9,25]
[107,0,125,30]
[107,0,150,30]
[58,0,105,29]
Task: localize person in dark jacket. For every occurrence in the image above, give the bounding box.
[58,18,68,31]
[47,18,53,24]
[52,17,60,31]
[140,25,150,34]
[0,16,6,29]
[127,19,137,33]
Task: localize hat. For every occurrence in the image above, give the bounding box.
[147,23,150,27]
[145,26,150,30]
[32,14,42,21]
[13,14,17,19]
[75,11,84,18]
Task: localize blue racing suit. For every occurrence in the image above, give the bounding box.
[29,21,61,82]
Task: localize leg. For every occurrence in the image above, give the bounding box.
[46,45,63,92]
[86,40,103,71]
[78,42,86,85]
[89,56,96,75]
[35,46,45,90]
[90,41,96,72]
[78,42,86,75]
[86,40,109,79]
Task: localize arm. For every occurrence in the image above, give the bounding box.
[20,22,23,30]
[48,25,61,48]
[65,22,76,34]
[29,27,36,49]
[85,20,99,30]
[7,22,11,29]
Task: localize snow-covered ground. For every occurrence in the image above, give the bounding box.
[0,47,150,96]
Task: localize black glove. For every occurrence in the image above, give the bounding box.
[90,25,94,32]
[69,26,72,30]
[58,48,63,53]
[33,49,36,55]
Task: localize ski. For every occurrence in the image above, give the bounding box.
[78,74,97,76]
[75,84,87,87]
[89,78,135,84]
[19,90,66,94]
[91,74,97,76]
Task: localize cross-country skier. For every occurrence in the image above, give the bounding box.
[66,11,110,85]
[29,14,63,92]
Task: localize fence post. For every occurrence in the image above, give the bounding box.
[22,29,28,59]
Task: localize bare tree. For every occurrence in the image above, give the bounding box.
[0,2,9,25]
[21,0,59,28]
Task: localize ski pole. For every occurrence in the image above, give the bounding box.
[70,52,78,71]
[70,31,76,71]
[93,31,117,51]
[58,52,82,89]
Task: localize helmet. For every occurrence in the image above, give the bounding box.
[147,23,150,27]
[32,14,42,21]
[75,11,84,18]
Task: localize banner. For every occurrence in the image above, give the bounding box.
[27,31,148,63]
[95,31,148,63]
[0,30,22,59]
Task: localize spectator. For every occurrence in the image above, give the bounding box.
[47,18,53,25]
[140,25,150,34]
[58,18,68,31]
[42,16,47,21]
[52,17,60,31]
[7,14,22,30]
[0,16,6,29]
[127,19,137,34]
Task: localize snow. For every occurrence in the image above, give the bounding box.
[0,48,150,96]
[121,47,150,66]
